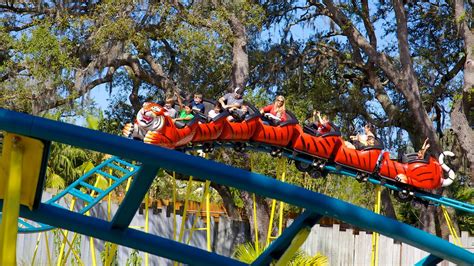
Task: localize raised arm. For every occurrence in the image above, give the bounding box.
[176,93,184,108]
[226,102,242,110]
[316,111,323,125]
[218,95,227,109]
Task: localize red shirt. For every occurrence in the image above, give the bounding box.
[317,122,332,134]
[262,105,287,122]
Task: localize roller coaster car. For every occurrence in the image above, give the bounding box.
[251,111,299,147]
[122,102,196,148]
[334,143,383,174]
[219,102,261,142]
[144,113,199,149]
[191,110,228,143]
[378,152,443,189]
[292,124,343,161]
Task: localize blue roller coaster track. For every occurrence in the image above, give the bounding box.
[0,108,472,265]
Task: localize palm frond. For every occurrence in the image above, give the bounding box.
[46,172,66,189]
[288,251,328,266]
[233,242,263,263]
[86,114,100,130]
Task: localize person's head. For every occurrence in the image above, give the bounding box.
[233,87,242,99]
[367,135,375,146]
[274,95,286,114]
[364,122,375,134]
[275,95,285,107]
[241,105,248,114]
[193,93,203,103]
[213,102,222,113]
[185,104,193,114]
[164,98,174,109]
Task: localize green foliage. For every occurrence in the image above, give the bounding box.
[47,142,89,188]
[0,26,14,73]
[229,187,245,209]
[45,172,66,190]
[85,111,103,130]
[287,250,328,266]
[100,242,118,266]
[44,110,107,189]
[233,242,327,265]
[88,0,137,51]
[233,242,263,263]
[451,183,474,234]
[126,249,142,266]
[17,23,76,80]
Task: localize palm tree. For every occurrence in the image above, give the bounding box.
[45,110,104,189]
[46,142,89,189]
[233,242,328,265]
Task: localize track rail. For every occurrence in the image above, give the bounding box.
[184,142,474,214]
[17,157,138,233]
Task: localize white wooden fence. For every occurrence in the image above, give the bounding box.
[300,223,473,266]
[14,193,473,265]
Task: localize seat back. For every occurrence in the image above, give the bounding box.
[279,110,299,126]
[327,121,341,133]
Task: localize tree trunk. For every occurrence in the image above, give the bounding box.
[228,14,249,91]
[452,0,474,180]
[437,189,460,239]
[240,191,271,246]
[392,0,442,154]
[381,189,397,219]
[451,99,474,180]
[211,184,242,220]
[320,0,449,235]
[419,205,438,235]
[129,78,142,113]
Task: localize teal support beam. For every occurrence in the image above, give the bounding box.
[415,254,444,266]
[252,211,322,266]
[16,203,246,266]
[111,164,159,230]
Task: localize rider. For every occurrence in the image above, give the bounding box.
[260,95,287,125]
[173,94,194,126]
[311,110,332,134]
[345,123,376,149]
[208,102,223,119]
[219,87,244,112]
[228,104,250,122]
[417,138,430,159]
[191,93,206,113]
[163,98,177,118]
[395,138,431,183]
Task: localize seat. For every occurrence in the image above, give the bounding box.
[361,145,384,151]
[321,131,342,137]
[402,152,429,163]
[359,141,384,151]
[303,124,321,136]
[278,110,299,126]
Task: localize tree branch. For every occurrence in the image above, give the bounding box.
[312,0,402,88]
[426,55,466,111]
[361,0,377,48]
[33,67,116,114]
[392,0,413,73]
